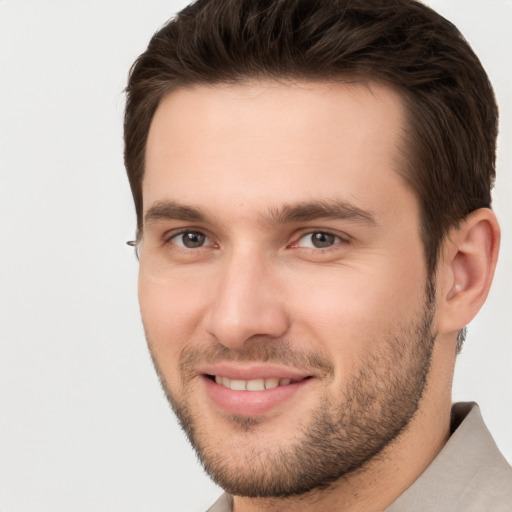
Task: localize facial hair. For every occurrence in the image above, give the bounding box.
[147,283,436,498]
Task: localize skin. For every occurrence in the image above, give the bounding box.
[138,80,500,512]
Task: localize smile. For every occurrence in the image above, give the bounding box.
[211,375,302,391]
[201,370,313,416]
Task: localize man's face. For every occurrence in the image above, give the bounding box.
[139,80,436,496]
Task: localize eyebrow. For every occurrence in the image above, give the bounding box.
[264,199,377,226]
[143,198,376,227]
[144,200,209,225]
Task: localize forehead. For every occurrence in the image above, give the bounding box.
[143,80,413,220]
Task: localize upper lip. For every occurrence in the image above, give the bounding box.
[199,363,312,381]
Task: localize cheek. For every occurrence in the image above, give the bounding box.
[286,259,427,369]
[138,269,210,376]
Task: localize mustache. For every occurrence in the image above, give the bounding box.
[178,340,335,380]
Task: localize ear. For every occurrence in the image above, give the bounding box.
[436,208,500,336]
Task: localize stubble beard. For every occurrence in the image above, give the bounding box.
[147,283,436,498]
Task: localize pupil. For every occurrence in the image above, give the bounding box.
[183,232,205,248]
[312,232,334,248]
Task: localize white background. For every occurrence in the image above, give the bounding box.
[0,1,510,511]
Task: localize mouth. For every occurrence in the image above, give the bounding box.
[206,374,309,391]
[200,367,314,416]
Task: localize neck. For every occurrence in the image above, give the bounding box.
[233,339,455,512]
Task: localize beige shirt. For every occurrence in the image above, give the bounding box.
[206,402,512,511]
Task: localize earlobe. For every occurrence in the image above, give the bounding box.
[437,208,500,335]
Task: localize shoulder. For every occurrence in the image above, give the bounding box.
[388,402,512,512]
[451,402,512,509]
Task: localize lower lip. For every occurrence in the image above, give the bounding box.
[202,376,311,416]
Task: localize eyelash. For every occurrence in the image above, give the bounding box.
[165,229,350,252]
[290,230,350,251]
[166,230,215,249]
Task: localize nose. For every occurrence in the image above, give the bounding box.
[204,250,290,349]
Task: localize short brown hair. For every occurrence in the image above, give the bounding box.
[124,0,498,276]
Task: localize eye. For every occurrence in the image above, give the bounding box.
[169,231,211,249]
[295,231,343,249]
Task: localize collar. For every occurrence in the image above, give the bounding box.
[386,402,512,511]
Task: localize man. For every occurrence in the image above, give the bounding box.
[123,0,512,510]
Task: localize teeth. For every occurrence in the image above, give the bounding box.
[246,379,265,391]
[213,376,297,391]
[264,378,279,389]
[230,379,246,391]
